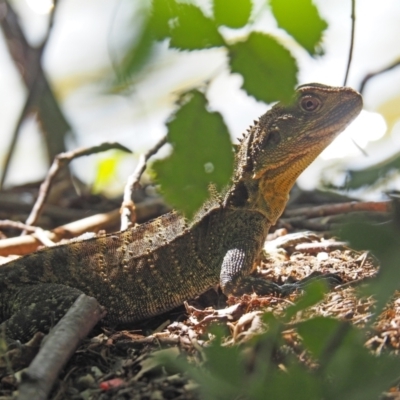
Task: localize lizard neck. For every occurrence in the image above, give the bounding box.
[223,174,290,225]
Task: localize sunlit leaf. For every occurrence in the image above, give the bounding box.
[153,91,234,218]
[213,0,252,28]
[150,0,179,40]
[270,0,327,55]
[92,151,126,194]
[170,4,224,50]
[228,32,297,103]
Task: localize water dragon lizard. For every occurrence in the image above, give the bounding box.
[0,83,363,343]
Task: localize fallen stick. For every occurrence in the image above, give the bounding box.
[18,295,105,400]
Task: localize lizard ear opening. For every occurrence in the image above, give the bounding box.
[265,130,281,146]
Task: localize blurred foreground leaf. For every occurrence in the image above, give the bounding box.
[340,219,400,313]
[344,152,400,189]
[169,3,224,50]
[228,33,298,103]
[270,0,327,55]
[153,91,234,218]
[213,0,252,28]
[298,317,400,400]
[159,301,400,400]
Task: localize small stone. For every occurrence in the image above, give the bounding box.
[317,252,329,261]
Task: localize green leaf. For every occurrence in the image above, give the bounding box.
[150,0,178,40]
[297,317,345,359]
[115,0,175,84]
[258,364,321,400]
[298,317,400,400]
[119,0,225,81]
[284,280,326,321]
[340,221,400,315]
[118,21,155,82]
[344,152,400,189]
[228,32,297,103]
[152,91,234,218]
[213,0,252,28]
[269,0,327,55]
[170,3,224,50]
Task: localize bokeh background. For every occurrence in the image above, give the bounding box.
[1,0,399,197]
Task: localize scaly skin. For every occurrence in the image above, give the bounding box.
[0,83,362,342]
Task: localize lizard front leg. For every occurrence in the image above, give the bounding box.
[219,241,282,296]
[219,242,341,297]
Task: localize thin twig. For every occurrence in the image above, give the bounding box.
[343,0,356,86]
[0,220,38,233]
[0,221,55,247]
[359,58,400,95]
[120,136,167,230]
[283,201,391,219]
[24,142,131,233]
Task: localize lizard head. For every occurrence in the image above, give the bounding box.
[229,83,363,223]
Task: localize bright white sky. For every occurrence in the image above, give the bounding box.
[1,0,400,193]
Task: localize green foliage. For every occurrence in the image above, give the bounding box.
[118,23,155,80]
[118,0,329,214]
[282,280,327,321]
[340,218,400,314]
[342,152,400,189]
[213,0,252,28]
[119,0,308,102]
[270,0,327,55]
[152,91,234,218]
[298,317,400,400]
[160,283,400,400]
[228,32,298,104]
[168,4,224,50]
[150,0,178,40]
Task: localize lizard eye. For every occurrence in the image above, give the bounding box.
[300,96,321,112]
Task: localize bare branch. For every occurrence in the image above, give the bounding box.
[283,201,391,219]
[120,136,167,230]
[24,142,131,231]
[359,58,400,95]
